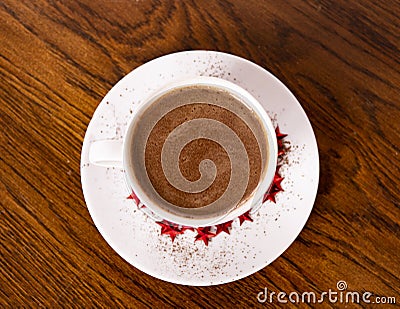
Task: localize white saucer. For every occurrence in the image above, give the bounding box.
[80,51,319,286]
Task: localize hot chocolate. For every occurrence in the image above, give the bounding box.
[126,85,268,219]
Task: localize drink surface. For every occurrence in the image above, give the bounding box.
[127,85,268,219]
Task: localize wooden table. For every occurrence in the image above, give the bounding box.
[1,0,399,307]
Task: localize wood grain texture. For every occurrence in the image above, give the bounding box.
[1,0,399,307]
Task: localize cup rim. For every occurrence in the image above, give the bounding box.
[123,76,278,227]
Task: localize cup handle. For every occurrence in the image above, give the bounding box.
[89,140,123,168]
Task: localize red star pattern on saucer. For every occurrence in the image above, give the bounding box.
[276,126,288,157]
[263,189,278,203]
[263,166,285,204]
[194,227,216,246]
[156,221,185,242]
[129,126,288,246]
[275,126,288,139]
[215,221,233,235]
[127,191,140,206]
[238,210,253,226]
[273,173,284,191]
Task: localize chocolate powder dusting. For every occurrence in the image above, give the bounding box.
[128,85,268,217]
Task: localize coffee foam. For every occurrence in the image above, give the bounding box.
[127,85,268,219]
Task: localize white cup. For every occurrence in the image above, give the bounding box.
[89,77,277,227]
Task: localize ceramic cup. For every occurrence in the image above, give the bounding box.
[89,77,277,227]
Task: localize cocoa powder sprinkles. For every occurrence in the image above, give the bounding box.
[145,102,262,208]
[127,85,269,219]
